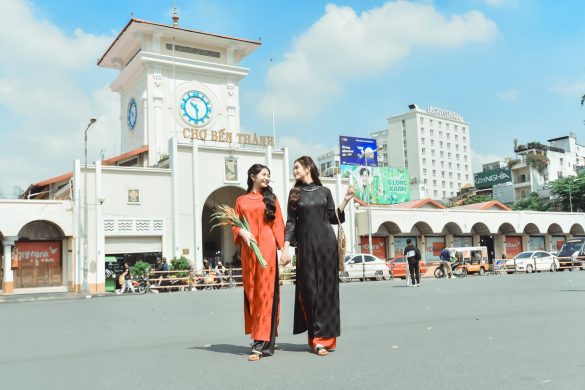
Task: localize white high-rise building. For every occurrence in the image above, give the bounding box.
[383,104,473,200]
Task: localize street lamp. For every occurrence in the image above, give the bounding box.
[358,145,384,256]
[83,118,97,293]
[567,176,576,213]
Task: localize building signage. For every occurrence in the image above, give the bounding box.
[15,241,61,268]
[426,106,464,122]
[474,168,512,190]
[339,136,378,166]
[340,165,410,205]
[182,128,275,147]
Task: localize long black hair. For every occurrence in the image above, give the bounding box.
[288,156,322,211]
[246,164,276,222]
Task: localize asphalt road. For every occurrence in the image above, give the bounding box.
[1,271,585,390]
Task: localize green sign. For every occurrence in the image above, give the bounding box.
[340,165,411,204]
[474,168,512,190]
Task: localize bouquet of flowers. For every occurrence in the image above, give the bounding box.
[210,204,267,268]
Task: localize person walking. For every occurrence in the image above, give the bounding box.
[233,164,285,361]
[280,156,354,356]
[119,262,135,294]
[404,239,421,286]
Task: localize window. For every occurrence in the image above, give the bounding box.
[455,145,459,151]
[429,119,434,126]
[440,160,444,167]
[455,134,459,141]
[465,164,468,171]
[439,131,443,138]
[420,127,425,134]
[433,180,437,186]
[441,172,445,178]
[432,159,436,166]
[430,129,434,136]
[434,190,438,197]
[448,153,452,159]
[463,136,467,142]
[456,154,460,160]
[466,174,469,181]
[464,156,468,162]
[438,121,442,128]
[449,172,453,178]
[364,255,376,262]
[423,158,426,165]
[352,256,363,264]
[454,125,458,132]
[431,150,435,156]
[431,140,435,146]
[420,117,425,124]
[421,137,425,144]
[432,169,436,177]
[423,168,427,175]
[448,162,452,169]
[443,191,446,197]
[447,143,451,149]
[457,173,461,179]
[424,178,428,184]
[422,147,426,154]
[463,146,467,152]
[440,141,443,148]
[450,182,453,188]
[446,133,450,139]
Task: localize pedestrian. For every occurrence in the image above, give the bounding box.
[439,245,453,278]
[233,163,285,361]
[280,156,354,356]
[119,262,135,294]
[404,239,421,286]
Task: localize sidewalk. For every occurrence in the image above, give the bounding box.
[0,291,114,304]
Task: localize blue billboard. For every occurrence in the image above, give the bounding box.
[339,136,378,166]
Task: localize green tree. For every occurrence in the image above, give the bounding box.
[459,195,492,206]
[511,192,550,211]
[549,173,585,212]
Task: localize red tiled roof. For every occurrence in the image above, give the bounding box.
[452,200,512,211]
[34,172,73,187]
[102,145,149,166]
[388,198,446,209]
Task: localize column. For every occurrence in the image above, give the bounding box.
[95,161,105,293]
[2,237,17,293]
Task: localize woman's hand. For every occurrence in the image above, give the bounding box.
[344,185,355,201]
[239,230,256,246]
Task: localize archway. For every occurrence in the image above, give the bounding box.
[570,223,585,236]
[470,222,490,236]
[498,223,516,235]
[201,186,246,267]
[15,220,66,288]
[377,221,401,235]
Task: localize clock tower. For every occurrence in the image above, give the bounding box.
[97,16,260,165]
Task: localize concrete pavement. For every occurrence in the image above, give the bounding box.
[1,271,585,390]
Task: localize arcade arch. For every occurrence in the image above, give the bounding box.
[201,186,246,267]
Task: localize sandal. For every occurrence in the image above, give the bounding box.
[314,344,329,356]
[248,350,262,361]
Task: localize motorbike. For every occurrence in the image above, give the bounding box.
[434,260,467,278]
[131,273,152,294]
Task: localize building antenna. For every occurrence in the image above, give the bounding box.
[269,58,276,147]
[172,6,179,27]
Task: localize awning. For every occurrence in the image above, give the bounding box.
[105,236,162,254]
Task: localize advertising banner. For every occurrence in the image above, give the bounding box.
[425,236,445,261]
[339,136,378,166]
[359,236,387,259]
[528,236,545,251]
[505,236,523,258]
[474,168,512,190]
[394,236,417,258]
[15,241,61,268]
[340,165,410,204]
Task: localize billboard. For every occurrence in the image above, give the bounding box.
[474,167,512,190]
[340,165,410,204]
[339,136,378,166]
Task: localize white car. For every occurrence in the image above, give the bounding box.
[504,251,559,273]
[339,253,390,282]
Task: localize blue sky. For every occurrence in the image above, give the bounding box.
[1,0,585,196]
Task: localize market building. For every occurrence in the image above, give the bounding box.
[1,16,584,295]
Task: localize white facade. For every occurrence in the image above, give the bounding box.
[385,104,473,201]
[316,150,340,177]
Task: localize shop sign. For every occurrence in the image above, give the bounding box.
[505,236,522,258]
[341,165,410,205]
[182,128,275,147]
[15,241,61,268]
[359,236,387,259]
[474,168,512,190]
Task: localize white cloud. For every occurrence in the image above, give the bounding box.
[550,80,585,97]
[471,149,506,173]
[498,88,521,101]
[278,135,334,166]
[257,1,498,121]
[484,0,518,7]
[0,0,119,195]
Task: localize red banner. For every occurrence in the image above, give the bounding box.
[15,241,61,268]
[360,236,387,259]
[505,236,522,258]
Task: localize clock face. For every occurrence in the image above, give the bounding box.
[180,90,212,126]
[127,98,137,130]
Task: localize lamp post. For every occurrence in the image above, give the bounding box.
[568,177,575,213]
[83,118,97,293]
[358,145,384,256]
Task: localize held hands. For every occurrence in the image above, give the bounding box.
[279,251,292,267]
[239,230,256,246]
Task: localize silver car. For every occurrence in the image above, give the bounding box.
[339,253,391,282]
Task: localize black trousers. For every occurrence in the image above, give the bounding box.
[407,259,420,285]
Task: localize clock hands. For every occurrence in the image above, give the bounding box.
[190,100,200,119]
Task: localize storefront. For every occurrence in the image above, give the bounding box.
[359,236,387,259]
[527,236,546,252]
[424,236,445,262]
[453,236,473,248]
[393,236,417,258]
[13,241,62,288]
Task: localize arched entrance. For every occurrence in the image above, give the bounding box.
[15,220,66,288]
[201,186,246,267]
